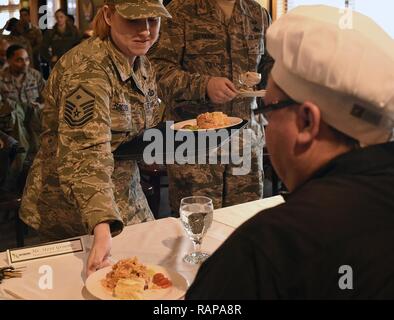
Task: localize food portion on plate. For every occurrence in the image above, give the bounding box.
[180,112,231,130]
[171,112,243,131]
[101,257,172,300]
[196,111,231,129]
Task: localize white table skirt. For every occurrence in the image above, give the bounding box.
[0,196,283,300]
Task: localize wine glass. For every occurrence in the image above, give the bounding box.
[180,196,214,264]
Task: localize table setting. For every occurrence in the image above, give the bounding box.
[0,195,284,300]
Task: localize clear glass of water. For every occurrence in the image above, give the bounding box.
[180,196,214,264]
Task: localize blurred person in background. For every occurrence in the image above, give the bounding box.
[1,18,34,64]
[0,38,10,71]
[40,8,81,68]
[0,44,45,192]
[67,14,76,27]
[19,7,43,70]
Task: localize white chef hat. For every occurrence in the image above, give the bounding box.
[266,5,394,145]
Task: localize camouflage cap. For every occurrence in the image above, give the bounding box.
[105,0,172,20]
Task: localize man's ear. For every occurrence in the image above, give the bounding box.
[295,101,321,145]
[103,5,113,27]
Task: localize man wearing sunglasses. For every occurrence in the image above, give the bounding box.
[186,5,394,299]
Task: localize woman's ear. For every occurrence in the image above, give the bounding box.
[103,5,113,27]
[295,102,321,145]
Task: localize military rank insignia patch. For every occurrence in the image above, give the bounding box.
[64,86,95,128]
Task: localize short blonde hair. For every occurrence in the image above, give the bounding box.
[92,5,115,40]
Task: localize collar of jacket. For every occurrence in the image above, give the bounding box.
[313,141,394,179]
[105,38,150,90]
[197,0,255,22]
[105,38,135,82]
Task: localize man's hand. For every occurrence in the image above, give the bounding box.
[86,223,112,277]
[206,77,238,104]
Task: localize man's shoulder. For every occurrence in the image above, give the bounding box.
[231,181,343,247]
[0,67,11,80]
[27,67,43,79]
[237,169,394,247]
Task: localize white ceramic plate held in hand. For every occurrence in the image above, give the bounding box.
[171,117,243,131]
[237,89,266,98]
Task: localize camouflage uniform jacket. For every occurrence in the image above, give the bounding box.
[149,0,273,121]
[0,66,45,159]
[19,37,161,240]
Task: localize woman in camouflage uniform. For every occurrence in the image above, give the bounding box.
[19,0,171,276]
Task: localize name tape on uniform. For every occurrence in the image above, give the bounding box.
[7,238,84,264]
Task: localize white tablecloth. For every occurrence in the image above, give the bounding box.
[0,196,283,300]
[213,195,285,228]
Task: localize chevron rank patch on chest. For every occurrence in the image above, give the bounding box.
[64,86,95,128]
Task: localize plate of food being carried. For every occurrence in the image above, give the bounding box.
[85,257,188,300]
[171,111,243,131]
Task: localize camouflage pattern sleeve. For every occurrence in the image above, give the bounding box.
[37,70,46,93]
[0,75,17,116]
[148,6,211,107]
[53,63,124,236]
[257,7,274,90]
[28,68,46,101]
[0,96,16,135]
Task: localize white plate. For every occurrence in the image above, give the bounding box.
[85,264,188,300]
[171,117,243,131]
[237,89,266,98]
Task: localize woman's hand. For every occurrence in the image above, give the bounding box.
[86,222,112,277]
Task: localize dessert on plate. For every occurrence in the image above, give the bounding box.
[101,257,172,299]
[239,71,261,87]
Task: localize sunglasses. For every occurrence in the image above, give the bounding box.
[254,99,299,116]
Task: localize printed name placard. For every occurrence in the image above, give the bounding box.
[7,238,84,264]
